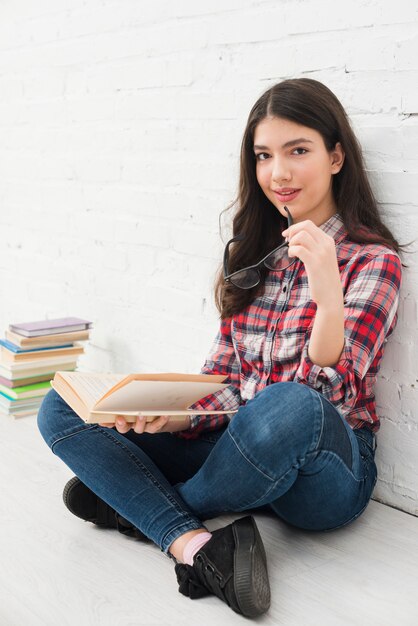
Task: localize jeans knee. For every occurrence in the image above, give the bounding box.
[245,382,320,432]
[229,382,324,465]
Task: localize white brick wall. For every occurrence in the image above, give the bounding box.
[0,0,417,514]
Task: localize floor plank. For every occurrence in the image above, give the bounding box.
[1,415,418,626]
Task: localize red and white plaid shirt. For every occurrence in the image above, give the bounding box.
[179,213,402,438]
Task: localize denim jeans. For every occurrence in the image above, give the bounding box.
[37,382,377,555]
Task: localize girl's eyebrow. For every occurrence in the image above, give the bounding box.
[253,138,314,150]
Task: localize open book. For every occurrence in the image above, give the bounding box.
[51,371,236,423]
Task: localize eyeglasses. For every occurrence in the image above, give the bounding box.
[223,206,295,289]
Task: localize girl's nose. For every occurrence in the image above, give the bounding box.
[271,157,291,183]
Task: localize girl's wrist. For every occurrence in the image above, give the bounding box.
[164,415,191,432]
[314,275,344,312]
[315,298,344,314]
[308,298,345,368]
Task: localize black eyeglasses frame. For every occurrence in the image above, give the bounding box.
[223,206,294,289]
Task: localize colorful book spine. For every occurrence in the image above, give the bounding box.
[0,317,92,418]
[0,339,73,353]
[0,380,52,400]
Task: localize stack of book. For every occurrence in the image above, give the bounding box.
[0,317,92,418]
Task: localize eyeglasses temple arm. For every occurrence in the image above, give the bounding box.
[283,205,293,227]
[223,234,245,279]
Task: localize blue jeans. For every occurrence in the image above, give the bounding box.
[37,382,377,555]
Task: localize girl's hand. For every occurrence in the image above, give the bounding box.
[282,219,343,309]
[99,414,190,434]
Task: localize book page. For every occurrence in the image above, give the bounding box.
[97,372,226,401]
[94,379,228,412]
[58,372,126,407]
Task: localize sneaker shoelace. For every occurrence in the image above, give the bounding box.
[175,554,229,603]
[175,563,211,599]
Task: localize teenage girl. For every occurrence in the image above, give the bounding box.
[38,78,402,618]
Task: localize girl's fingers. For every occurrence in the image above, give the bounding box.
[286,230,316,258]
[133,415,147,434]
[287,229,316,247]
[283,220,323,244]
[115,415,131,434]
[100,414,171,434]
[145,415,170,434]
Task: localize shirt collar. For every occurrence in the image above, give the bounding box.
[318,212,347,244]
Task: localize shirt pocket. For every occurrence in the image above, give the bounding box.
[272,303,315,364]
[272,327,305,364]
[233,328,266,362]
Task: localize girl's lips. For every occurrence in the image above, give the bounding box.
[273,189,301,202]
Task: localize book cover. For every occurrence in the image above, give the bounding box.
[0,392,46,409]
[0,344,84,363]
[0,373,55,388]
[0,380,52,400]
[0,358,78,376]
[0,339,73,353]
[5,329,90,348]
[9,317,92,338]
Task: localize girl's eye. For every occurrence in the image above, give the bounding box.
[255,152,269,161]
[292,147,307,155]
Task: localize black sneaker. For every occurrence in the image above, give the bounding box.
[175,516,270,618]
[62,476,149,541]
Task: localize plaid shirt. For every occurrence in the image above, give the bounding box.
[179,213,402,438]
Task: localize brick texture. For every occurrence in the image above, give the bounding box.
[0,0,417,514]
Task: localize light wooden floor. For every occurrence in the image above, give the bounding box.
[1,415,418,626]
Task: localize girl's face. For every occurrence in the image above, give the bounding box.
[253,116,345,225]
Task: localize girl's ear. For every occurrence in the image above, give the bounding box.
[330,142,345,174]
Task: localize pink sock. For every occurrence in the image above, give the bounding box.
[182,531,212,566]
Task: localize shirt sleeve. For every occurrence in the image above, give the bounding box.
[294,251,402,413]
[176,317,242,439]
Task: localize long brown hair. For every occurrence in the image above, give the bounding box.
[215,78,402,319]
